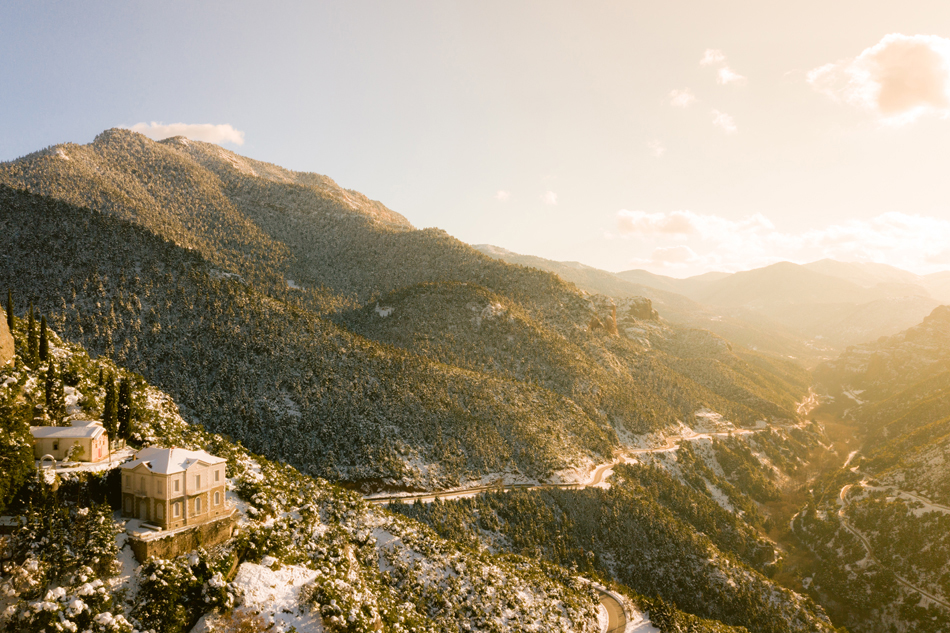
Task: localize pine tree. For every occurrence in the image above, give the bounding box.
[118,378,134,441]
[102,377,118,442]
[39,315,49,362]
[26,304,37,366]
[5,290,12,334]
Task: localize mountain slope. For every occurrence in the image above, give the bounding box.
[0,315,612,633]
[0,185,616,489]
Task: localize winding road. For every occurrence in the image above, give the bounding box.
[600,591,627,633]
[364,427,766,631]
[837,483,950,610]
[365,429,755,506]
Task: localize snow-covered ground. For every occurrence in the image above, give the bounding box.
[226,561,322,633]
[41,447,135,476]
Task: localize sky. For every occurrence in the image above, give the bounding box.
[4,1,950,277]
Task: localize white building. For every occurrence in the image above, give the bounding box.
[120,447,229,530]
[30,420,109,462]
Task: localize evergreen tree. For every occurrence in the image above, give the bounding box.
[5,290,12,334]
[118,378,134,441]
[39,315,49,362]
[102,377,118,442]
[26,303,37,366]
[45,362,66,423]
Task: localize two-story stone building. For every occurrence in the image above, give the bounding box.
[120,447,229,530]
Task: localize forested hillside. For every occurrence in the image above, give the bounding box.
[0,315,618,633]
[790,307,950,632]
[0,185,621,488]
[0,131,811,491]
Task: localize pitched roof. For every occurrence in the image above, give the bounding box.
[31,425,105,440]
[120,447,225,474]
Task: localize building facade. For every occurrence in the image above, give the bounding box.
[30,420,109,462]
[120,447,228,530]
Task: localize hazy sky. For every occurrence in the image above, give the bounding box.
[4,1,950,277]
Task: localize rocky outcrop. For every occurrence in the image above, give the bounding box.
[0,309,13,366]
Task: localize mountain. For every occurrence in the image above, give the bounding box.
[0,130,809,493]
[474,245,823,362]
[479,247,943,356]
[921,270,950,303]
[802,259,923,288]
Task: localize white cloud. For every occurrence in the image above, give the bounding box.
[700,49,745,86]
[495,190,511,201]
[128,122,246,145]
[717,67,746,85]
[807,33,950,125]
[614,209,950,275]
[700,49,726,67]
[541,191,558,205]
[669,88,696,108]
[617,210,772,240]
[646,140,666,157]
[710,109,737,133]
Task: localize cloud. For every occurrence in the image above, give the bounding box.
[807,33,950,125]
[700,49,726,67]
[700,49,745,86]
[128,122,246,145]
[669,88,696,108]
[614,209,950,275]
[541,191,558,205]
[616,210,772,239]
[649,245,701,264]
[495,190,511,201]
[646,140,666,157]
[710,110,737,133]
[717,67,746,85]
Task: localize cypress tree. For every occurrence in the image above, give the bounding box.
[102,377,118,442]
[117,379,133,441]
[45,362,66,423]
[39,315,49,362]
[5,291,12,334]
[26,304,37,366]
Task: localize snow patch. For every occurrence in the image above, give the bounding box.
[231,562,322,632]
[374,304,393,318]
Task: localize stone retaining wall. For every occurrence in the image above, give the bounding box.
[128,509,237,563]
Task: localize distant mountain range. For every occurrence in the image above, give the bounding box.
[476,245,948,363]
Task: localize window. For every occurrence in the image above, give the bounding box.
[156,504,164,520]
[139,476,145,491]
[174,479,180,492]
[173,502,180,518]
[214,491,220,506]
[53,441,59,451]
[195,475,201,489]
[215,469,220,482]
[124,498,132,513]
[157,479,164,494]
[124,475,130,490]
[195,497,202,514]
